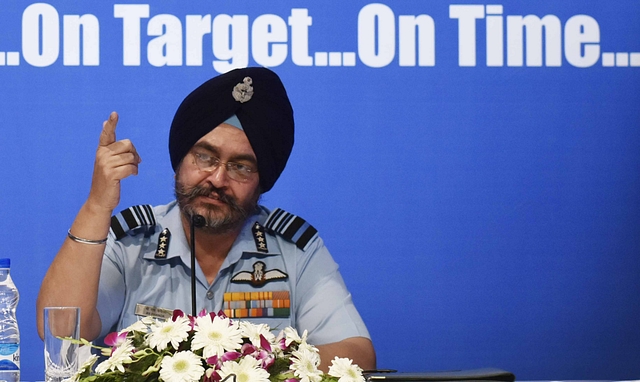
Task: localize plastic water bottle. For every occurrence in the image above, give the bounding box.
[0,259,19,382]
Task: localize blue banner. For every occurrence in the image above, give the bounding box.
[1,1,639,380]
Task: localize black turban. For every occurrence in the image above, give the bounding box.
[169,67,294,193]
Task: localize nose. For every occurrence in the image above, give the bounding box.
[203,164,230,188]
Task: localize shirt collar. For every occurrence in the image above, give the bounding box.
[143,203,279,270]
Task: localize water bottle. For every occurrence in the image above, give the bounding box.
[0,259,19,382]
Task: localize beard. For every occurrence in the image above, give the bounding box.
[175,179,261,234]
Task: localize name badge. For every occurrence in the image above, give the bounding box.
[134,303,174,320]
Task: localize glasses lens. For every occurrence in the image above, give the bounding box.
[193,152,254,183]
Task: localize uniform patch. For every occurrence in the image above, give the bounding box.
[231,261,288,286]
[223,290,290,318]
[110,204,157,240]
[154,228,171,259]
[264,208,318,251]
[252,222,268,253]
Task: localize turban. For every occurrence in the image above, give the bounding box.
[169,67,294,193]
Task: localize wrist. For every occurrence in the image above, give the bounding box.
[83,198,115,217]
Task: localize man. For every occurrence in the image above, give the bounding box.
[36,67,375,371]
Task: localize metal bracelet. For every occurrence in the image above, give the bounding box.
[67,229,108,245]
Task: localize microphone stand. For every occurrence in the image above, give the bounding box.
[190,215,205,316]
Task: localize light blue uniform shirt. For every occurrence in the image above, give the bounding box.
[97,201,370,345]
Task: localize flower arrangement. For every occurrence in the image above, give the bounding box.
[71,310,364,382]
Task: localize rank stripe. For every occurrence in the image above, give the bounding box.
[283,217,305,241]
[134,204,156,227]
[110,204,156,240]
[121,208,138,231]
[110,215,126,240]
[269,208,295,233]
[133,205,146,226]
[296,224,318,251]
[275,213,295,233]
[265,208,286,230]
[264,208,318,251]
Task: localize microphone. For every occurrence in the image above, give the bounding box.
[192,215,206,228]
[190,214,206,316]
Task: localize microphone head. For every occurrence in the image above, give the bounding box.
[192,214,206,228]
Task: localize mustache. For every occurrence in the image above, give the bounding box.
[175,182,238,207]
[175,181,251,234]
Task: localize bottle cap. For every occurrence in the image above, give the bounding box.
[0,258,10,268]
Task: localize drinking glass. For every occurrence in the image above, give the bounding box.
[44,307,81,382]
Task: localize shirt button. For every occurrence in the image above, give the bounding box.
[206,291,214,300]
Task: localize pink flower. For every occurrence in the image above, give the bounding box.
[104,331,128,354]
[104,331,127,347]
[205,367,221,382]
[260,334,272,352]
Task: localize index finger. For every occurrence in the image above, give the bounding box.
[99,111,119,147]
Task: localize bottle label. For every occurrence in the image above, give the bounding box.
[0,344,19,370]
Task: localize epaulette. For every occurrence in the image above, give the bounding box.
[110,205,157,240]
[264,208,318,251]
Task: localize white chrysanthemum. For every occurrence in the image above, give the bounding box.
[191,314,243,358]
[95,340,135,374]
[159,350,205,382]
[282,326,308,346]
[147,316,191,351]
[239,321,275,347]
[297,341,319,355]
[121,317,152,334]
[290,347,323,382]
[218,354,270,382]
[328,357,365,382]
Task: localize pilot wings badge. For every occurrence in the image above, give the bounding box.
[231,261,288,286]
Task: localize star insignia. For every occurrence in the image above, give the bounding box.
[155,228,171,258]
[252,222,268,253]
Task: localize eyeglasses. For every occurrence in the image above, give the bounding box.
[191,151,258,182]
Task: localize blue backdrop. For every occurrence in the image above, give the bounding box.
[1,1,639,380]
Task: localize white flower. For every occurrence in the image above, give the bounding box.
[282,326,308,347]
[328,357,365,382]
[191,314,243,358]
[95,340,135,374]
[297,341,320,355]
[218,355,270,382]
[121,317,153,334]
[290,347,323,382]
[147,316,191,351]
[159,350,205,382]
[239,321,275,347]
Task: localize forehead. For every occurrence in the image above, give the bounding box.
[193,123,256,159]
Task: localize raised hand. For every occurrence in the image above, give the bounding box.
[87,111,142,213]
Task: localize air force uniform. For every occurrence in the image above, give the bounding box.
[97,67,369,346]
[97,201,370,346]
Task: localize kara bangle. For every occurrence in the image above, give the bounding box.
[67,229,108,245]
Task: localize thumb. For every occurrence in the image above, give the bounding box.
[99,111,119,147]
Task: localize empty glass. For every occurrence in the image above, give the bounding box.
[44,307,81,382]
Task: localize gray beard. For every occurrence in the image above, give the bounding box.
[174,180,260,234]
